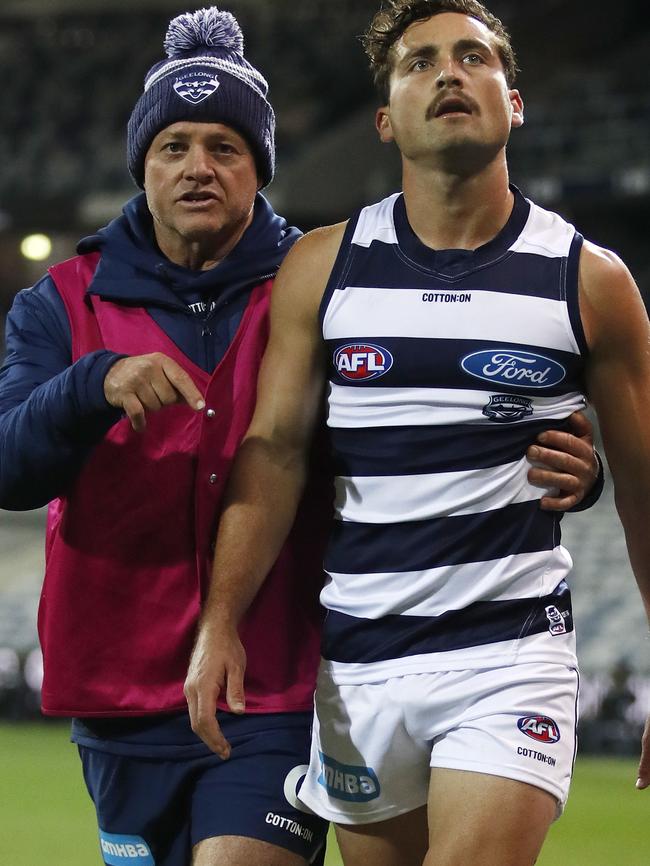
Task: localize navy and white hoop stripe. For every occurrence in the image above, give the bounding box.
[321,581,574,664]
[319,187,585,684]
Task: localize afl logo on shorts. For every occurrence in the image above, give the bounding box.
[517,715,561,744]
[334,343,393,382]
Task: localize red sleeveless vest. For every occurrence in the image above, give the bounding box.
[40,252,327,716]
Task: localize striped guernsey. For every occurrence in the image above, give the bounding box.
[319,186,587,685]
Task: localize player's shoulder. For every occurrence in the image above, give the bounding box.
[281,221,348,270]
[579,239,631,286]
[578,239,646,349]
[272,221,348,312]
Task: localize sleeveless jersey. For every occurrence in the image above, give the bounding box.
[319,188,587,685]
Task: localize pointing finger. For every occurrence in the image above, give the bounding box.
[161,358,205,411]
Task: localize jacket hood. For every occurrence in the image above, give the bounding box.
[77,192,301,309]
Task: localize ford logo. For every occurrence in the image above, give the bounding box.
[461,349,566,389]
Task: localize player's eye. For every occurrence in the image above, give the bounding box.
[410,58,431,72]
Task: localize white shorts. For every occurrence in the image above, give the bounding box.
[298,662,579,824]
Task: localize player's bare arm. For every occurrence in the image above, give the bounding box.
[579,240,650,789]
[185,223,346,756]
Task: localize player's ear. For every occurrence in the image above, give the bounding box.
[509,89,524,129]
[376,106,394,143]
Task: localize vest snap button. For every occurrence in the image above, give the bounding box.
[206,409,216,418]
[209,473,218,484]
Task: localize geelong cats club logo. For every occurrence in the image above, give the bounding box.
[334,343,393,381]
[482,394,533,423]
[173,72,220,104]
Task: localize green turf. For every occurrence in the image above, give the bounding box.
[1,722,98,864]
[537,758,648,866]
[0,722,645,865]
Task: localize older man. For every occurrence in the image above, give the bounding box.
[0,8,329,866]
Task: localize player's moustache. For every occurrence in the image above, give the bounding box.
[425,91,479,121]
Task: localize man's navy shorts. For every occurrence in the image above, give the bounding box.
[73,711,327,866]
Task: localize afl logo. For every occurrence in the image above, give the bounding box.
[517,715,561,744]
[461,350,566,389]
[334,343,393,381]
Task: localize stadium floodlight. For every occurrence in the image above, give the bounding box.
[20,233,52,262]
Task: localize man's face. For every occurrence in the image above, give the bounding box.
[376,13,523,172]
[144,121,259,264]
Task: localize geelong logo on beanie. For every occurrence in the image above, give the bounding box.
[173,72,221,104]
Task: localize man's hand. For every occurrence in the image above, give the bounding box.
[184,620,246,758]
[104,353,205,432]
[527,411,599,511]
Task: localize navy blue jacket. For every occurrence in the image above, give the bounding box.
[0,193,300,510]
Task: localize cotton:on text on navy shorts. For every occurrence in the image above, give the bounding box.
[74,711,328,866]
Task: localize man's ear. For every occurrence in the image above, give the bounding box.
[509,89,524,129]
[376,106,394,143]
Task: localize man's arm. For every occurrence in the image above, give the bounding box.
[0,280,124,509]
[184,223,346,757]
[579,240,650,789]
[0,277,205,510]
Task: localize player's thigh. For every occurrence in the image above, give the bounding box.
[298,676,430,824]
[192,835,309,866]
[334,805,428,866]
[426,768,556,866]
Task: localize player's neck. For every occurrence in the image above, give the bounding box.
[401,159,513,252]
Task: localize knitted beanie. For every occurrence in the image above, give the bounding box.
[127,6,275,188]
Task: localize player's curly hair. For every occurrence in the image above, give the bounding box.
[362,0,518,103]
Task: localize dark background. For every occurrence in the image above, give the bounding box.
[0,0,648,323]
